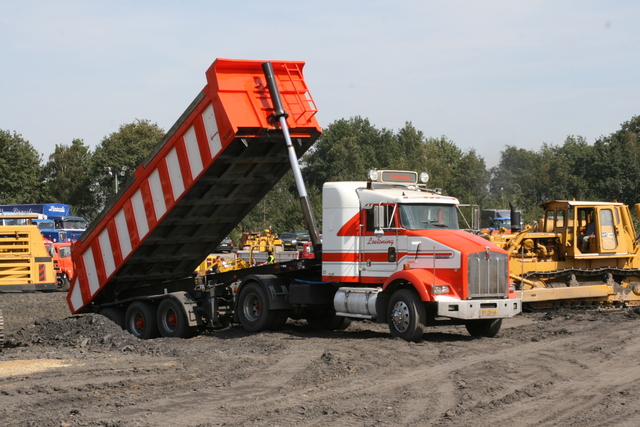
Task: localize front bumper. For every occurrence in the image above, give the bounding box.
[436,298,521,320]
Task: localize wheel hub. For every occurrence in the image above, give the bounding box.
[243,293,261,321]
[391,301,410,332]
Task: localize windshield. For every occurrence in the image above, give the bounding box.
[59,219,87,229]
[1,218,30,226]
[294,230,310,239]
[492,218,511,228]
[399,204,459,230]
[37,221,55,230]
[57,246,71,258]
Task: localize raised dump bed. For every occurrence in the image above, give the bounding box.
[68,59,321,314]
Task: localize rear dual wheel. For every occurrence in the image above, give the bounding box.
[157,298,196,338]
[120,299,196,339]
[238,282,288,332]
[125,302,160,340]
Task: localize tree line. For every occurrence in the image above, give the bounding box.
[2,114,639,240]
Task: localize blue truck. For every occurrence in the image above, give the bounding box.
[0,203,86,242]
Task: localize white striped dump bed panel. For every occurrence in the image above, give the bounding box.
[69,105,221,313]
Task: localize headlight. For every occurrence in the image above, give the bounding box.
[432,285,450,294]
[368,170,379,181]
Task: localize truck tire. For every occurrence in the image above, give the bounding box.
[306,310,351,331]
[98,307,125,329]
[237,282,279,332]
[125,301,160,339]
[271,310,290,330]
[56,274,70,292]
[388,289,427,342]
[465,318,502,338]
[157,298,196,338]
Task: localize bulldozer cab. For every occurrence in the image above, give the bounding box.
[484,200,640,307]
[541,201,633,257]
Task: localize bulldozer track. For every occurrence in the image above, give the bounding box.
[522,267,640,280]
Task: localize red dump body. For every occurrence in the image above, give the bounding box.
[67,59,321,314]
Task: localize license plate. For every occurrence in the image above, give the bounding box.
[481,309,499,316]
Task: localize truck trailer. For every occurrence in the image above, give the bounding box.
[68,58,520,342]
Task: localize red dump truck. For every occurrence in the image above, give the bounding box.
[68,58,520,342]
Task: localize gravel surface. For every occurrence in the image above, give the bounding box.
[2,292,640,426]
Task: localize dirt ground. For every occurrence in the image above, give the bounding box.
[1,293,640,427]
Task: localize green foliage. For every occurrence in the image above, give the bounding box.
[238,172,317,234]
[0,130,43,204]
[588,116,640,206]
[42,139,94,218]
[6,113,640,237]
[304,117,400,192]
[90,119,165,212]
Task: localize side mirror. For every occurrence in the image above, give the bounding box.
[373,205,385,237]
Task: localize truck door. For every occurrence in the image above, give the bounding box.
[597,208,618,252]
[359,204,398,284]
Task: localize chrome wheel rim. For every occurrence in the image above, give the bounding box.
[391,301,410,332]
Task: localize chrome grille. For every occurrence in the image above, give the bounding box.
[468,251,508,298]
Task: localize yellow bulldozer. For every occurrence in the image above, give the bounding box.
[485,200,640,308]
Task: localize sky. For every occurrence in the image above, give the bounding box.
[1,1,638,168]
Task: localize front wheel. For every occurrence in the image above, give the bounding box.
[387,289,426,342]
[157,298,196,338]
[465,319,502,337]
[125,301,160,339]
[237,282,279,332]
[56,274,70,292]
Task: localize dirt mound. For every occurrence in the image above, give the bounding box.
[5,314,147,351]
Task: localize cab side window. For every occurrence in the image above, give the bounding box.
[544,210,555,232]
[555,210,565,230]
[365,205,396,232]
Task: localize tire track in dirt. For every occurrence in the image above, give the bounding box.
[109,346,328,425]
[432,321,640,426]
[127,325,595,426]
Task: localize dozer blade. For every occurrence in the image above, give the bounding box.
[522,285,612,303]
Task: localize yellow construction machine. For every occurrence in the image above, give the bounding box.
[485,200,640,308]
[196,255,251,275]
[195,243,277,276]
[240,228,282,250]
[0,214,57,292]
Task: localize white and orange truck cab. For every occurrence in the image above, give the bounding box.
[322,170,521,341]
